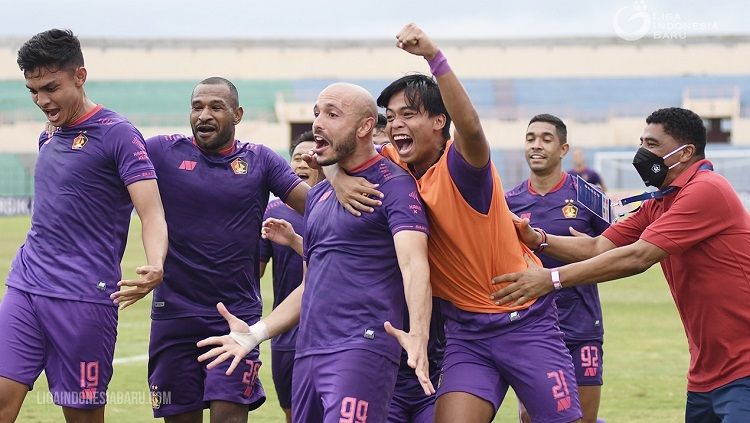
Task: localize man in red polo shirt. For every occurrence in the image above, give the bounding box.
[491,107,750,422]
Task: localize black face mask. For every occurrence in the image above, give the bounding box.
[632,145,687,188]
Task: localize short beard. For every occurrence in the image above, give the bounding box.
[316,128,357,166]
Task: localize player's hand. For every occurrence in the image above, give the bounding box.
[384,321,435,396]
[569,227,591,238]
[197,303,256,376]
[511,213,544,249]
[329,170,383,217]
[301,149,321,170]
[396,23,439,61]
[262,218,298,246]
[111,265,164,310]
[490,255,552,307]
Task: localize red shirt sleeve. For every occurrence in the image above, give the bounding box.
[641,179,736,255]
[601,204,651,247]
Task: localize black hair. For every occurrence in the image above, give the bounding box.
[17,29,84,75]
[376,113,387,129]
[528,114,567,144]
[377,74,451,141]
[646,107,706,157]
[290,130,314,156]
[196,76,240,109]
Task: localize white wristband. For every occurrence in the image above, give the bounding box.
[551,268,563,290]
[229,321,269,349]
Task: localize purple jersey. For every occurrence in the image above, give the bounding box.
[506,173,609,341]
[145,135,302,318]
[259,199,304,350]
[7,106,156,305]
[297,155,429,364]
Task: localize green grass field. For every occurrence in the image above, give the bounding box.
[0,216,688,422]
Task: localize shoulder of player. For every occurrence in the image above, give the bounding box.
[264,198,285,214]
[145,134,189,146]
[505,179,530,199]
[677,171,737,203]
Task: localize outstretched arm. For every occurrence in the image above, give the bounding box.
[197,265,306,375]
[386,230,434,396]
[490,239,667,307]
[396,23,489,168]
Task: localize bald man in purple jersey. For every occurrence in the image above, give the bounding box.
[198,82,434,423]
[0,29,167,423]
[506,114,609,423]
[144,77,314,423]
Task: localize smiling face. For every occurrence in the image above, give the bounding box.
[25,66,87,127]
[525,121,568,175]
[190,83,243,152]
[384,89,446,173]
[290,140,320,185]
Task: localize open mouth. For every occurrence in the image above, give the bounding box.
[44,108,61,122]
[392,134,414,155]
[196,124,216,136]
[313,135,330,155]
[296,171,310,181]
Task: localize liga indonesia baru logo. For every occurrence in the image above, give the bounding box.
[613,0,718,41]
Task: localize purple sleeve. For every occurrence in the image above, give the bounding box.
[301,189,315,262]
[381,176,429,236]
[447,144,493,214]
[107,123,156,185]
[261,145,303,201]
[259,207,273,262]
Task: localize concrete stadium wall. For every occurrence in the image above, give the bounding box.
[2,36,750,80]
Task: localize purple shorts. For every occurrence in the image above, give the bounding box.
[388,374,436,423]
[567,340,604,386]
[271,348,295,410]
[437,305,583,423]
[293,349,398,423]
[0,287,117,409]
[148,315,265,418]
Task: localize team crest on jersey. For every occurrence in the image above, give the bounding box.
[562,199,578,219]
[71,132,88,150]
[150,385,161,409]
[231,158,248,174]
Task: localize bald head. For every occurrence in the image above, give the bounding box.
[319,83,377,122]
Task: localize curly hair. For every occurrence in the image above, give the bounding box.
[646,107,706,157]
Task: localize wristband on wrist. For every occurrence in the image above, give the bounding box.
[551,268,563,291]
[532,227,548,253]
[427,50,451,77]
[229,320,269,349]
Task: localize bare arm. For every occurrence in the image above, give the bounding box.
[396,23,489,167]
[513,214,616,262]
[386,230,435,395]
[284,182,309,215]
[491,239,667,307]
[112,179,168,309]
